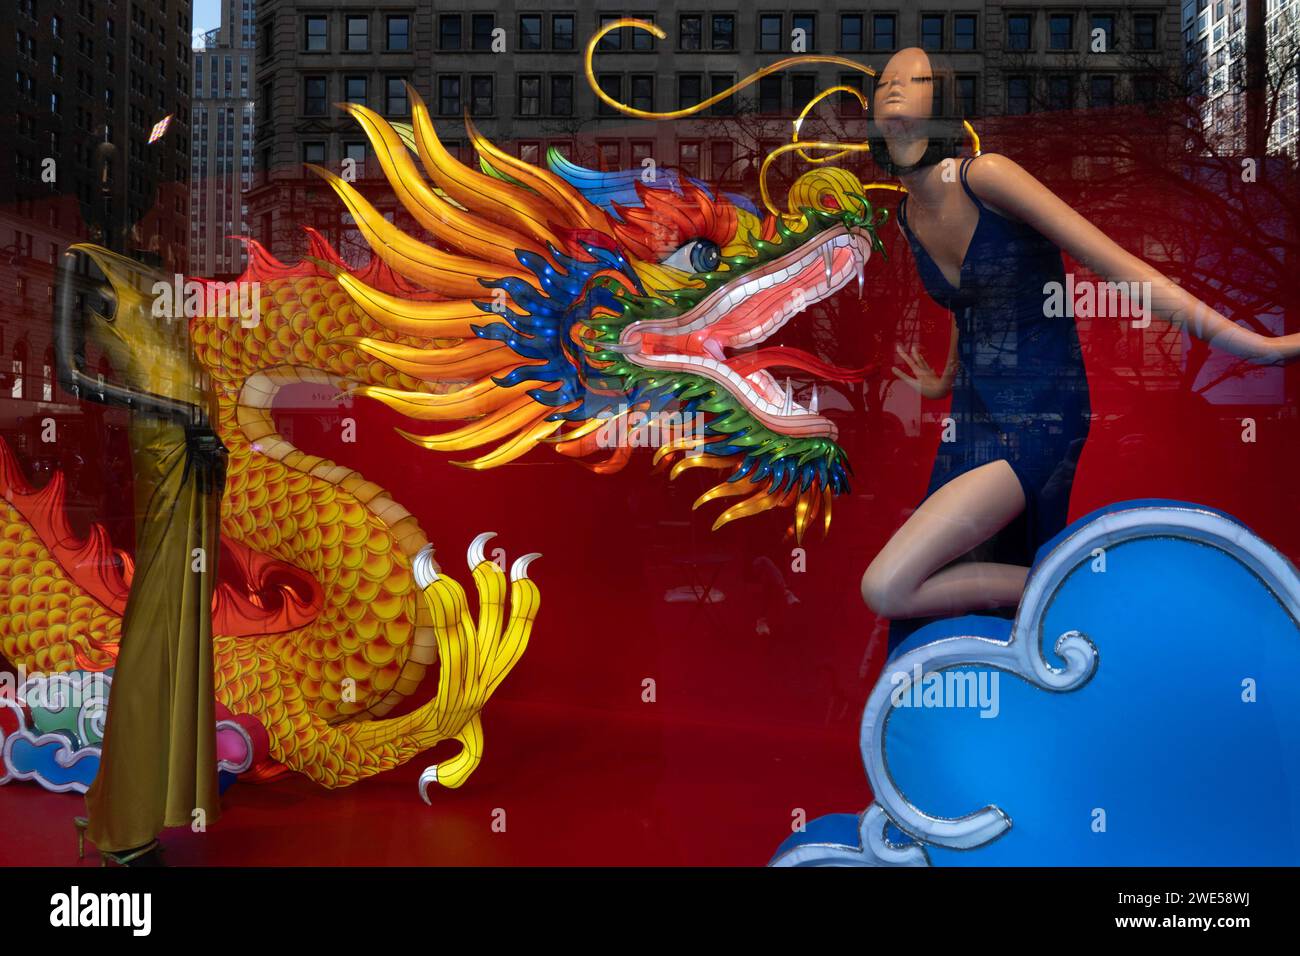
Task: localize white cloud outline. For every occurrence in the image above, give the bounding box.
[862,502,1300,852]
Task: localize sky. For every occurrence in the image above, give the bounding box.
[193,0,221,40]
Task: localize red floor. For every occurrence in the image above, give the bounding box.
[0,697,871,867]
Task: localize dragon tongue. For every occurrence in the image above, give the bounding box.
[726,346,870,383]
[702,338,728,362]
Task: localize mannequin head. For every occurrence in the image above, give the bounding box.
[867,47,967,177]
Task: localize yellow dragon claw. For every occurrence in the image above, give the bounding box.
[414,533,541,795]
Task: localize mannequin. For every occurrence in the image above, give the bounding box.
[860,48,1300,640]
[57,245,227,865]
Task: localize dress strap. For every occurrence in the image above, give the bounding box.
[897,192,910,231]
[958,156,985,210]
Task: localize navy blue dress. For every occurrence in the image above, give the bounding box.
[886,156,1092,651]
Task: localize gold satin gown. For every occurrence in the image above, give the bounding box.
[72,246,224,852]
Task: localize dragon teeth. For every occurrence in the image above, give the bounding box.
[620,228,875,421]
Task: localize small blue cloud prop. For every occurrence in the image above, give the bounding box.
[0,702,101,794]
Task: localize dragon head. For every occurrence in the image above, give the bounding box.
[263,88,887,541]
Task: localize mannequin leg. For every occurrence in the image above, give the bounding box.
[861,459,1029,620]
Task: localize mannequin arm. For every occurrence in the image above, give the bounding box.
[965,154,1299,364]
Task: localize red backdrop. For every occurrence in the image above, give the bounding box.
[2,101,1298,865]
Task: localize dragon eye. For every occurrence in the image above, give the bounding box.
[663,239,721,274]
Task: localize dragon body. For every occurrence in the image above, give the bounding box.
[0,88,885,789]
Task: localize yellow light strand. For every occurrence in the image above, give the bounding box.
[584,19,877,121]
[584,19,983,219]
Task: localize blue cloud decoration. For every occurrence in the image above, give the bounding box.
[772,499,1300,866]
[1,670,254,795]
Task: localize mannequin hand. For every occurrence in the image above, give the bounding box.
[891,344,957,399]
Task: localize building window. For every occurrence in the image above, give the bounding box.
[1007,14,1031,51]
[387,16,410,52]
[1090,14,1115,52]
[1089,75,1115,107]
[471,14,495,51]
[837,73,866,116]
[345,76,367,105]
[955,75,977,117]
[42,347,53,402]
[1006,75,1030,115]
[679,14,702,51]
[791,74,816,113]
[872,14,896,51]
[344,142,367,176]
[520,14,542,51]
[1133,14,1158,51]
[305,16,327,51]
[11,344,26,400]
[930,75,946,116]
[519,74,541,115]
[711,140,734,183]
[1049,14,1073,50]
[599,14,623,51]
[679,74,703,110]
[553,15,575,51]
[519,141,540,165]
[759,74,782,114]
[710,73,735,115]
[1047,75,1073,110]
[597,74,621,115]
[470,75,493,116]
[678,141,700,178]
[632,15,656,50]
[630,74,654,112]
[439,15,461,50]
[550,75,573,115]
[303,141,326,164]
[598,141,620,171]
[954,14,977,50]
[792,14,815,50]
[921,15,944,51]
[304,76,327,114]
[759,14,782,51]
[839,14,862,52]
[711,14,735,50]
[631,140,653,168]
[438,76,461,115]
[1134,75,1158,104]
[346,16,369,52]
[386,77,409,115]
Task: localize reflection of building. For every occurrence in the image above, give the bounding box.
[1182,0,1300,157]
[2,0,193,446]
[191,1,258,276]
[1265,0,1300,155]
[248,1,1182,261]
